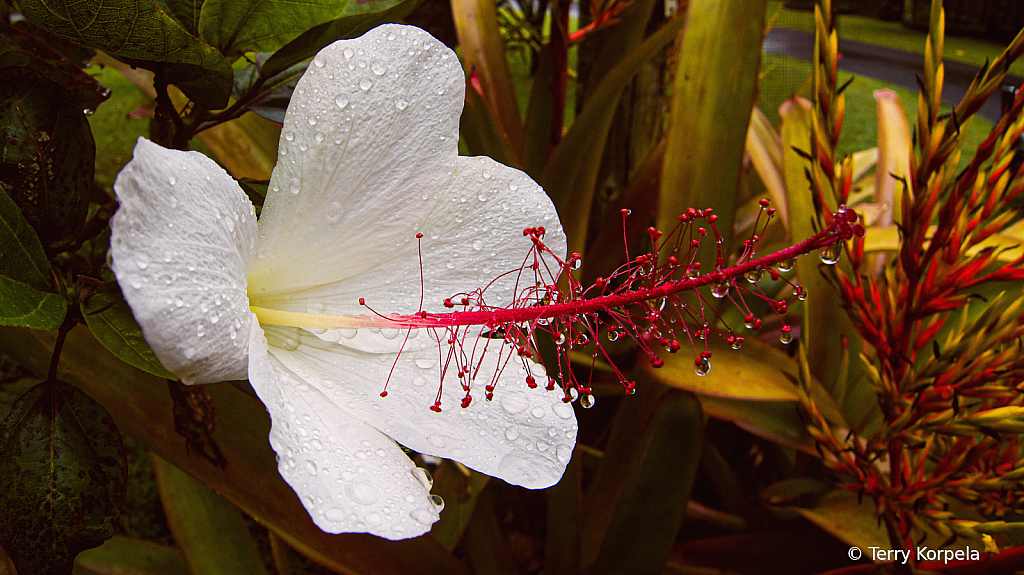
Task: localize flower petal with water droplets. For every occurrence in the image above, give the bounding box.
[109,138,257,384]
[249,24,464,304]
[248,321,439,539]
[266,328,578,489]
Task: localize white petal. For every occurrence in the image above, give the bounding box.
[266,327,578,489]
[253,156,566,325]
[247,321,439,539]
[249,24,464,302]
[110,138,257,384]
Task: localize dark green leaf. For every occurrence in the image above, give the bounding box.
[81,293,176,380]
[260,0,423,79]
[74,536,189,575]
[0,68,93,248]
[0,187,50,289]
[152,454,269,575]
[582,380,704,575]
[0,380,127,575]
[153,0,205,36]
[0,275,66,330]
[199,0,349,57]
[0,21,110,112]
[19,0,233,109]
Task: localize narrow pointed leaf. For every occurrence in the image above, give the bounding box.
[0,380,127,575]
[74,536,189,575]
[152,454,268,575]
[656,0,765,258]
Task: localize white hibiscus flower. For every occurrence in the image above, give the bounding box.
[109,24,577,541]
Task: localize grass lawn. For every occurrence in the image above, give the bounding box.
[767,1,1024,78]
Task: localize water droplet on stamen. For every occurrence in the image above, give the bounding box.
[818,243,842,265]
[580,394,596,409]
[777,257,796,272]
[744,266,764,284]
[711,279,730,299]
[694,356,711,376]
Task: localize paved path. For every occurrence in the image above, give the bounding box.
[764,27,1022,122]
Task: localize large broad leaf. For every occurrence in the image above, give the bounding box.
[259,0,423,80]
[0,68,93,248]
[199,0,349,57]
[18,0,232,109]
[81,293,176,380]
[0,188,50,289]
[0,21,110,112]
[0,380,127,575]
[0,275,66,330]
[152,455,268,575]
[0,326,472,575]
[581,380,704,575]
[656,0,765,261]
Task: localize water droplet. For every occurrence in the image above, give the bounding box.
[284,131,295,141]
[777,257,796,272]
[359,78,372,90]
[730,336,744,350]
[324,508,345,521]
[414,356,436,369]
[135,258,148,270]
[289,180,301,194]
[335,94,349,108]
[556,444,573,463]
[307,116,317,126]
[411,507,435,525]
[744,266,764,284]
[500,394,530,414]
[818,243,842,265]
[695,356,711,376]
[552,403,574,419]
[314,131,325,143]
[305,460,318,474]
[173,296,184,308]
[313,55,326,67]
[430,494,444,511]
[339,328,357,339]
[780,329,793,345]
[795,286,808,301]
[396,98,408,110]
[472,239,484,250]
[567,387,579,402]
[606,329,619,342]
[345,481,378,505]
[504,427,520,441]
[168,176,176,185]
[580,394,596,409]
[412,467,433,488]
[687,266,700,279]
[531,406,545,418]
[325,201,344,222]
[365,512,383,527]
[554,332,566,345]
[196,323,206,337]
[343,47,354,58]
[370,60,387,75]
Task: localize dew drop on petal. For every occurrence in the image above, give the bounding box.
[556,444,573,464]
[343,47,354,58]
[412,467,433,489]
[305,460,318,475]
[500,394,530,414]
[531,406,545,419]
[472,239,484,251]
[345,481,378,505]
[370,60,386,75]
[325,201,344,222]
[313,55,326,67]
[410,508,434,525]
[552,403,574,419]
[284,131,295,141]
[396,98,408,110]
[359,78,372,90]
[504,427,520,441]
[430,494,444,511]
[335,94,349,108]
[289,180,301,194]
[314,131,325,142]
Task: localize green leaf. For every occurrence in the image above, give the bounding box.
[74,536,189,575]
[154,0,205,36]
[0,21,111,112]
[19,0,233,109]
[259,0,423,80]
[199,0,349,57]
[0,188,50,289]
[430,461,489,550]
[0,275,66,330]
[152,454,269,575]
[582,380,704,575]
[656,0,765,261]
[0,68,93,248]
[81,293,176,380]
[541,11,687,257]
[0,380,127,575]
